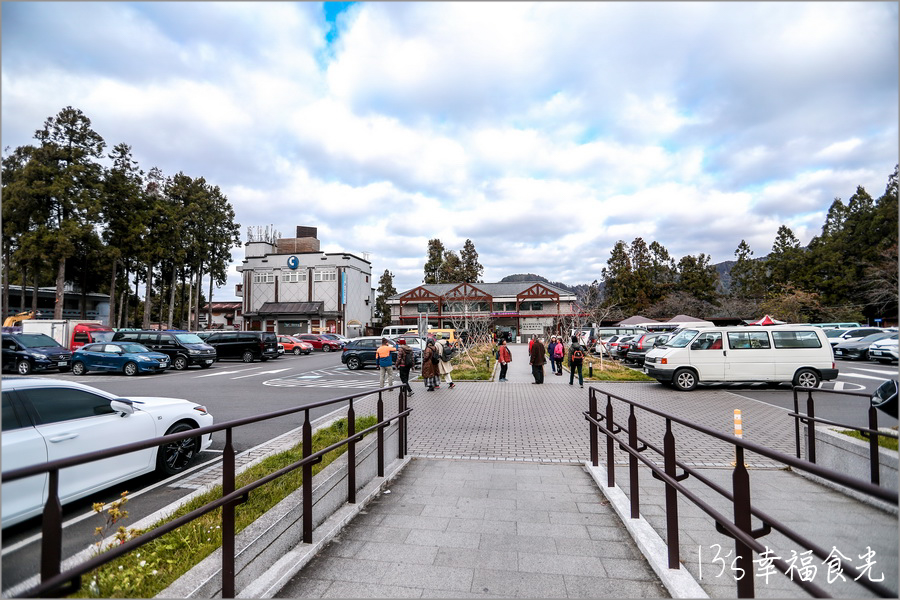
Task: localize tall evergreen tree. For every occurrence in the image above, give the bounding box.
[423,239,445,284]
[439,250,464,283]
[601,241,632,309]
[676,253,720,304]
[729,240,765,299]
[767,225,802,296]
[460,239,484,283]
[375,269,397,326]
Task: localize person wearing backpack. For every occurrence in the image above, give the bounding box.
[553,337,565,376]
[435,338,455,389]
[568,335,585,388]
[396,339,415,396]
[375,338,396,389]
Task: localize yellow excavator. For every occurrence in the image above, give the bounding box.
[3,311,37,328]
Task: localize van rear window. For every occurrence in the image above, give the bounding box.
[772,331,822,349]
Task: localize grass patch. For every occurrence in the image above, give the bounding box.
[837,429,899,451]
[75,415,377,598]
[564,356,656,382]
[447,343,495,380]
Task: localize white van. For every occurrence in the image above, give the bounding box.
[643,325,838,391]
[381,325,418,338]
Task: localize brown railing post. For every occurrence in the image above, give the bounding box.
[302,410,313,544]
[792,387,801,459]
[348,399,357,504]
[663,419,681,569]
[605,394,615,487]
[628,406,640,519]
[398,389,406,460]
[41,469,63,583]
[806,391,816,464]
[732,445,754,598]
[868,406,880,485]
[221,428,236,598]
[589,390,598,467]
[377,392,384,477]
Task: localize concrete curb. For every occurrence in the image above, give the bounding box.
[584,461,708,599]
[238,456,411,598]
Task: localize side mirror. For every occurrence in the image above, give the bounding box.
[871,379,898,419]
[110,399,135,416]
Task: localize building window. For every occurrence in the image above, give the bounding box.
[416,303,437,313]
[253,272,275,284]
[314,269,337,282]
[282,271,306,283]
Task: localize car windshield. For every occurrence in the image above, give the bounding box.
[825,329,848,338]
[858,332,893,344]
[666,329,699,348]
[321,334,340,340]
[121,343,151,353]
[16,334,62,348]
[174,333,204,344]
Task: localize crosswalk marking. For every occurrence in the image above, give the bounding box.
[232,368,292,379]
[264,378,380,389]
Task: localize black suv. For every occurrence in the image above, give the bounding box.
[1,332,72,375]
[111,330,216,370]
[204,331,279,362]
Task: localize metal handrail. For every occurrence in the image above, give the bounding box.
[791,386,890,485]
[3,384,411,598]
[585,386,897,599]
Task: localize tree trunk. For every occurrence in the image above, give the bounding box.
[194,266,203,330]
[54,257,66,319]
[118,264,129,329]
[80,254,88,319]
[157,265,166,328]
[186,267,195,331]
[19,265,27,313]
[179,267,187,328]
[143,263,153,329]
[168,264,177,329]
[132,269,140,328]
[31,268,39,315]
[2,246,8,321]
[207,272,214,328]
[108,258,118,328]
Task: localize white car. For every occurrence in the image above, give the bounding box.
[1,378,214,528]
[869,336,899,364]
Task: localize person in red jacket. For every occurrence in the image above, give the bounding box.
[497,338,512,382]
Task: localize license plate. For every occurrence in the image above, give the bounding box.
[205,359,213,364]
[57,361,68,367]
[872,350,882,356]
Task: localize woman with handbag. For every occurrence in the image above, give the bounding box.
[422,338,439,392]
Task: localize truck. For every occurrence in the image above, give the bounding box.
[21,319,115,351]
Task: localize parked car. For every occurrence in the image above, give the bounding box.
[340,336,402,370]
[320,333,350,347]
[871,379,898,418]
[624,332,669,366]
[277,335,313,355]
[601,335,627,357]
[72,342,170,376]
[1,333,72,375]
[869,336,899,364]
[1,378,213,528]
[112,330,216,370]
[204,331,279,362]
[296,334,343,352]
[613,335,638,361]
[825,327,885,348]
[833,332,895,361]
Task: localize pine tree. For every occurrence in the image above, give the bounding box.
[376,269,397,326]
[423,239,445,284]
[460,239,484,283]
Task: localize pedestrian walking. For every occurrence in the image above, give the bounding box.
[553,337,565,375]
[396,339,415,396]
[547,336,558,374]
[530,337,546,384]
[497,338,512,382]
[568,335,585,388]
[375,338,395,389]
[422,338,439,391]
[435,338,456,389]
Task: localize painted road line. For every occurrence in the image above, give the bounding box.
[232,368,292,379]
[195,367,263,378]
[840,372,894,381]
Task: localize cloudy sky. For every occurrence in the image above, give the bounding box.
[3,2,897,300]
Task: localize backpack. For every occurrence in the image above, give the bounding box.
[402,347,415,367]
[571,347,584,362]
[442,344,454,361]
[554,344,564,359]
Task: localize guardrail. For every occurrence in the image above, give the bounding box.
[2,385,410,598]
[584,386,897,598]
[791,386,894,485]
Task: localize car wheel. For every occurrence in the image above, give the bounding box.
[173,355,188,370]
[347,356,361,370]
[323,345,333,352]
[123,361,138,376]
[157,422,200,476]
[71,361,87,376]
[672,368,697,391]
[794,368,820,388]
[242,351,254,363]
[16,360,32,375]
[293,347,302,355]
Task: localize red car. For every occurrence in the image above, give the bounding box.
[296,334,343,352]
[277,335,313,355]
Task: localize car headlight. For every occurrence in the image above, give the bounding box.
[189,349,200,354]
[32,353,48,360]
[137,355,154,361]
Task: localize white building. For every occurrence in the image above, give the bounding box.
[235,226,373,337]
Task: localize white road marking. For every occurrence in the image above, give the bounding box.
[839,372,894,382]
[231,368,292,380]
[194,367,262,378]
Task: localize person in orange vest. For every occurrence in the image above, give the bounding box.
[375,338,396,389]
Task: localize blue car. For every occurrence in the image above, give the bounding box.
[71,342,170,376]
